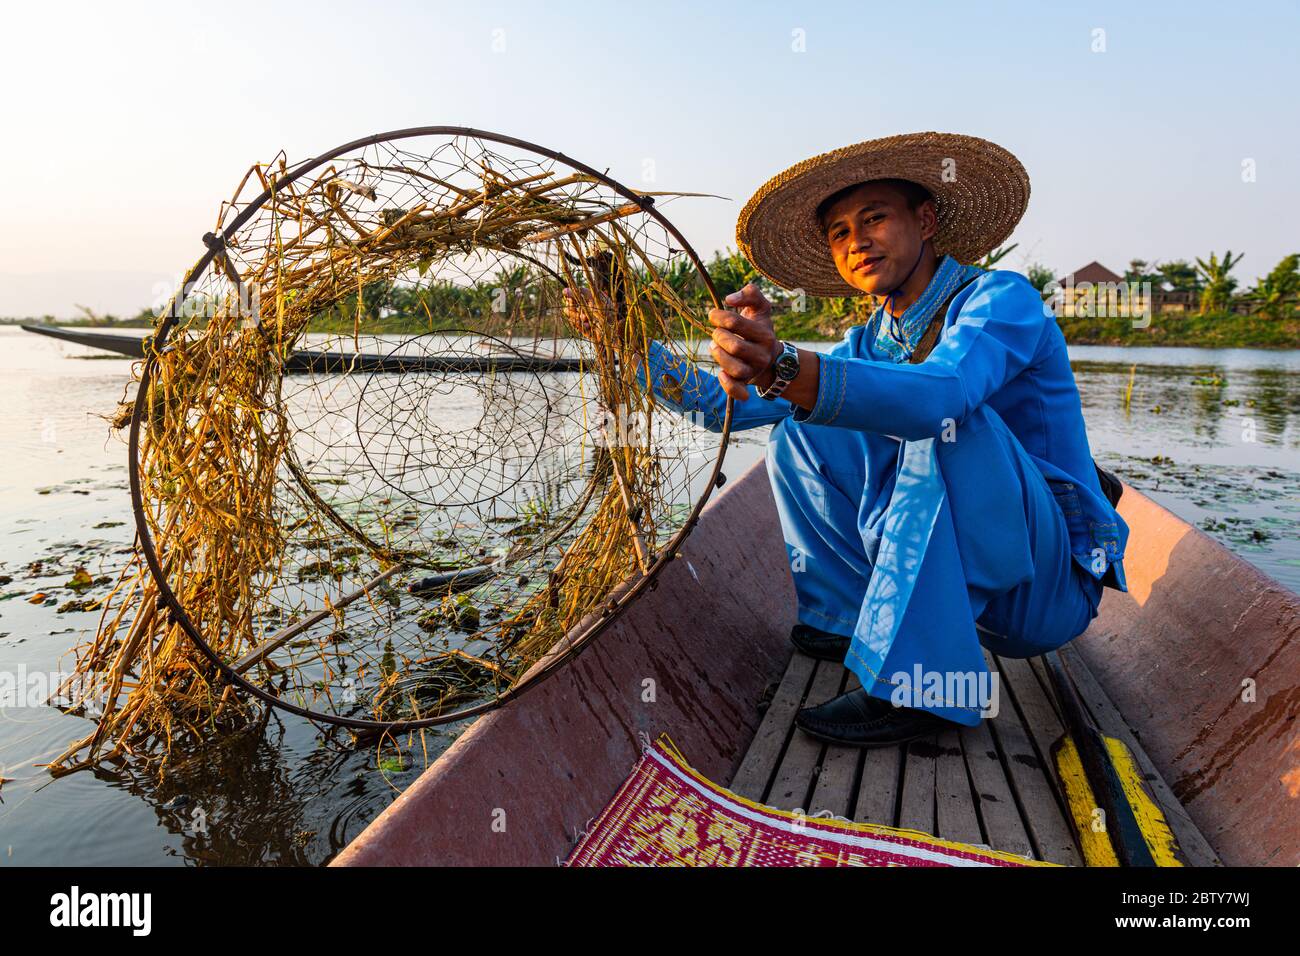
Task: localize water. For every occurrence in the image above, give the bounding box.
[1070,346,1300,586]
[0,326,1296,865]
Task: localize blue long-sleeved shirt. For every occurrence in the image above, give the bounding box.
[635,260,1128,590]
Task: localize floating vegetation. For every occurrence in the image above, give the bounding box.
[51,129,728,776]
[64,568,96,593]
[1111,456,1300,560]
[417,594,481,633]
[58,597,103,614]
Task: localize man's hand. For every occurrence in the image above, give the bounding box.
[709,282,780,401]
[561,286,616,341]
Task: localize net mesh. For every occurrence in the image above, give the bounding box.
[52,131,728,774]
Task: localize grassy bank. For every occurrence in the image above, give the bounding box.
[11,308,1298,350]
[772,308,1300,349]
[1055,311,1299,349]
[770,309,851,342]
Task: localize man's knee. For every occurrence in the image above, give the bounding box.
[933,406,1015,468]
[766,415,839,477]
[976,589,1096,659]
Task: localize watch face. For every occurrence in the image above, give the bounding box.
[774,350,799,380]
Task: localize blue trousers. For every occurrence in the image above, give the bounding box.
[765,404,1103,726]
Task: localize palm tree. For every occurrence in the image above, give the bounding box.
[1194,251,1243,314]
[1252,254,1300,319]
[1157,259,1200,292]
[707,248,760,298]
[1026,262,1056,292]
[977,244,1018,270]
[658,255,707,306]
[1124,259,1163,286]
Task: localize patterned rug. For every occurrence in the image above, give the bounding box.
[566,736,1053,867]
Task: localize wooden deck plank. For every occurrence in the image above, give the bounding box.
[995,654,1071,782]
[765,661,846,811]
[729,650,815,802]
[897,734,939,834]
[984,713,1079,864]
[841,661,903,827]
[994,653,1082,851]
[854,745,903,826]
[811,666,861,817]
[1057,644,1221,867]
[960,715,1035,859]
[983,651,1083,866]
[725,643,1212,867]
[809,742,860,818]
[1026,654,1059,719]
[935,726,984,847]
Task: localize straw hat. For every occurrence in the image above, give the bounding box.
[736,132,1030,297]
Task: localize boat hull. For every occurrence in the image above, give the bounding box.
[1072,489,1300,867]
[333,462,1300,867]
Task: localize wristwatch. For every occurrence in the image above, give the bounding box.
[757,341,800,400]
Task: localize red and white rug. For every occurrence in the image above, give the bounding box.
[566,736,1052,867]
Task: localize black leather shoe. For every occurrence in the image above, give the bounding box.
[795,688,952,747]
[790,624,851,661]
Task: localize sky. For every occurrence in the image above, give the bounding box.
[0,0,1296,317]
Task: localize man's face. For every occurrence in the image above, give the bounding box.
[820,181,937,295]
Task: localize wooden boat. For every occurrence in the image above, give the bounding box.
[19,323,588,374]
[332,459,1300,867]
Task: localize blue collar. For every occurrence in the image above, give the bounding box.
[870,255,984,362]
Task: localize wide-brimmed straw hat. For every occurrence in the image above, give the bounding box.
[736,132,1030,297]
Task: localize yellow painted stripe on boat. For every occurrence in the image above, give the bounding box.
[1054,737,1120,867]
[1104,736,1184,867]
[1055,736,1185,867]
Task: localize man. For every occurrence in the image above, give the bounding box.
[567,131,1127,747]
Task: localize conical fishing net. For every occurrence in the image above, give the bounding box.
[52,128,732,774]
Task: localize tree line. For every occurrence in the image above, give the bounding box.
[10,246,1296,332]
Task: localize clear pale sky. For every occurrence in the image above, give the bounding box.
[1,0,1296,317]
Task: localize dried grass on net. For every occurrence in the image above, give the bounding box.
[49,132,726,777]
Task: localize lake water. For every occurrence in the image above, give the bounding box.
[0,325,1296,865]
